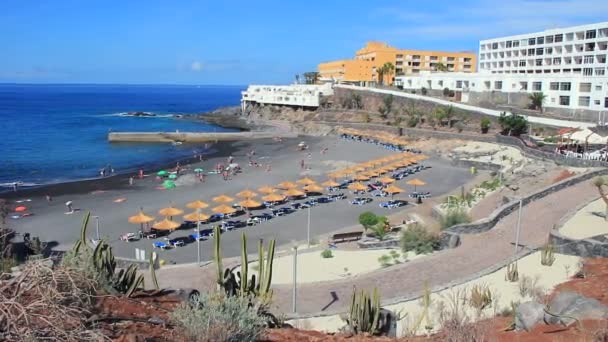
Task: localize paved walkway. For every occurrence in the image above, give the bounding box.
[335,84,595,129]
[149,178,596,317]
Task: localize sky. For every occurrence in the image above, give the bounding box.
[1,0,607,85]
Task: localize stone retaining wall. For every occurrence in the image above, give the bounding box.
[445,168,608,235]
[548,231,608,258]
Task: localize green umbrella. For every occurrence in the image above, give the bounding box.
[194,168,204,173]
[168,174,177,179]
[162,180,176,189]
[157,170,168,177]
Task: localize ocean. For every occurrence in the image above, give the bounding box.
[0,84,244,188]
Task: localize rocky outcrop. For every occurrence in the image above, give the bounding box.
[545,291,608,325]
[515,301,546,331]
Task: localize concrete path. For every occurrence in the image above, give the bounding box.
[149,178,596,317]
[335,84,595,129]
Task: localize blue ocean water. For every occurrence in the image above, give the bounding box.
[0,84,244,187]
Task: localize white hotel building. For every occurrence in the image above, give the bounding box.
[241,83,333,111]
[395,22,608,122]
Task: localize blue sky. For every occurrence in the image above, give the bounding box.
[1,0,607,85]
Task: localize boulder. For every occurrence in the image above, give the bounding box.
[515,301,545,331]
[544,291,608,325]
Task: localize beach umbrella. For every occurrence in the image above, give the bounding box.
[284,188,305,197]
[258,185,276,194]
[159,205,184,219]
[365,170,380,178]
[194,168,204,173]
[321,179,340,187]
[162,180,176,189]
[262,193,286,202]
[296,177,316,186]
[385,185,404,199]
[406,178,427,192]
[186,200,209,210]
[128,208,155,233]
[239,199,262,209]
[379,176,395,184]
[303,183,323,193]
[353,173,370,181]
[168,174,178,180]
[353,165,367,172]
[236,189,258,199]
[213,194,234,203]
[153,217,181,231]
[183,211,210,222]
[212,204,237,215]
[348,182,368,192]
[157,170,168,177]
[14,206,27,212]
[276,181,297,189]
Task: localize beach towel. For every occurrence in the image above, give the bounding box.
[113,198,127,203]
[15,199,32,203]
[90,190,106,195]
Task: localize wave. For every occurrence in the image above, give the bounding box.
[100,112,175,118]
[0,181,41,188]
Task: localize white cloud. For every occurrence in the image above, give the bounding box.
[373,0,608,41]
[190,61,203,72]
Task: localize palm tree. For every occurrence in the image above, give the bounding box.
[529,92,547,112]
[303,72,320,84]
[434,62,449,72]
[382,62,395,85]
[594,177,608,221]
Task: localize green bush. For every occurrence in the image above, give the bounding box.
[171,294,267,342]
[407,116,419,127]
[321,249,333,258]
[498,112,528,136]
[378,254,392,268]
[440,209,471,230]
[389,250,401,263]
[358,211,379,231]
[400,225,441,255]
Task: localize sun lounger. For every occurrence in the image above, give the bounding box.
[153,241,170,249]
[169,239,185,247]
[120,232,137,242]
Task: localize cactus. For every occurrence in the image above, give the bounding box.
[213,228,275,301]
[150,251,159,290]
[73,211,91,253]
[90,240,144,297]
[540,242,556,266]
[344,287,381,335]
[505,262,519,282]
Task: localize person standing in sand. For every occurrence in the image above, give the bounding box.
[46,194,52,203]
[300,159,305,169]
[65,201,73,213]
[129,176,134,186]
[138,169,144,179]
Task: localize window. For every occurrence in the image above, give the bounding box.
[583,68,593,76]
[586,30,597,39]
[545,47,553,54]
[529,38,536,45]
[559,96,570,106]
[519,60,526,67]
[606,97,608,108]
[536,59,543,66]
[560,82,571,91]
[536,48,544,55]
[456,81,463,88]
[597,84,603,91]
[537,37,544,44]
[596,68,606,76]
[513,41,520,47]
[553,57,561,65]
[579,82,592,92]
[492,43,498,49]
[595,100,601,105]
[506,40,512,48]
[554,34,563,42]
[578,96,590,107]
[520,82,528,90]
[546,35,554,43]
[494,81,503,90]
[396,54,403,58]
[584,55,594,63]
[532,82,542,91]
[550,82,559,90]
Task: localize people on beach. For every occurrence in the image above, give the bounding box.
[12,182,18,192]
[228,155,234,164]
[46,194,52,203]
[65,201,73,213]
[129,176,134,186]
[139,169,144,179]
[300,159,305,169]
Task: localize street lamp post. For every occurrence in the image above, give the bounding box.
[514,199,523,254]
[307,207,311,248]
[292,246,298,313]
[196,208,201,265]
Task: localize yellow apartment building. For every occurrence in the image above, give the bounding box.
[318,41,476,85]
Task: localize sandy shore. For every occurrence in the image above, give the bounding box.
[560,198,607,240]
[7,135,473,263]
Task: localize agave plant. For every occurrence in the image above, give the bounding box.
[540,242,556,266]
[505,262,519,282]
[344,287,381,335]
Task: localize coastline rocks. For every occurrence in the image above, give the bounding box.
[126,111,156,117]
[515,301,545,331]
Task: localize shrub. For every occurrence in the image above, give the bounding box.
[498,112,528,136]
[378,254,392,268]
[400,225,441,255]
[389,250,401,263]
[358,211,379,231]
[440,209,471,229]
[321,249,333,258]
[469,284,492,311]
[480,118,491,133]
[171,294,267,342]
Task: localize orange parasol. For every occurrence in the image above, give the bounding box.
[236,189,258,198]
[303,183,323,193]
[213,194,234,203]
[384,184,404,194]
[353,173,370,181]
[406,178,426,192]
[321,179,340,187]
[239,199,262,209]
[128,209,155,224]
[348,182,368,192]
[284,188,305,197]
[186,200,209,210]
[276,181,297,189]
[379,176,395,184]
[296,177,316,186]
[258,185,276,194]
[153,217,181,230]
[183,211,210,222]
[212,204,237,215]
[158,205,183,217]
[262,193,286,202]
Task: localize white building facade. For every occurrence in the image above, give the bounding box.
[395,22,608,121]
[479,22,608,76]
[241,83,333,111]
